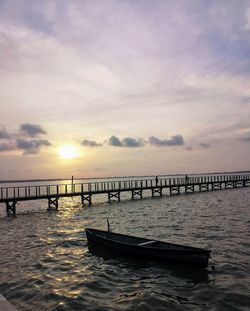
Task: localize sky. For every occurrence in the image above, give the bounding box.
[0,0,250,180]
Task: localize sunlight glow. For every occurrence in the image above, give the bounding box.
[58,145,79,159]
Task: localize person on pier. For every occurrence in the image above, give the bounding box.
[155,176,159,185]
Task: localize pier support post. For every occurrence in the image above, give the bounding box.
[225,181,234,189]
[6,200,17,216]
[235,181,244,188]
[211,183,222,190]
[244,179,250,186]
[132,189,143,200]
[108,192,121,203]
[81,194,92,206]
[199,184,209,192]
[185,185,194,193]
[48,197,59,210]
[169,186,180,195]
[151,188,162,197]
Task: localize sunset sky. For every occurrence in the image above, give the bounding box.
[0,0,250,180]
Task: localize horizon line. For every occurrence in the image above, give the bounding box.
[0,170,250,184]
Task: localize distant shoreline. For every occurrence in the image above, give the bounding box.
[0,170,249,184]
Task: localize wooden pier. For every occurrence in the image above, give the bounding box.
[0,174,250,216]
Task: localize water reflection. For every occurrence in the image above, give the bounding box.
[0,187,249,310]
[88,244,210,286]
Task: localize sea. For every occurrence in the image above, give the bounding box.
[0,176,249,311]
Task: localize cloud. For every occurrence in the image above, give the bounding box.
[199,143,210,149]
[108,136,122,147]
[240,133,250,143]
[0,124,52,155]
[244,7,250,31]
[0,127,12,139]
[105,135,186,148]
[0,142,15,152]
[148,135,184,147]
[242,137,250,142]
[108,136,144,148]
[20,123,47,137]
[16,138,51,154]
[81,139,102,147]
[122,137,144,147]
[240,96,250,104]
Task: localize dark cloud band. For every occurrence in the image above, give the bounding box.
[0,123,51,155]
[81,139,102,147]
[108,136,144,148]
[199,143,210,149]
[20,123,47,137]
[0,128,12,140]
[148,135,184,147]
[0,143,15,151]
[16,139,51,154]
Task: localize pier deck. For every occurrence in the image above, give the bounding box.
[0,174,250,216]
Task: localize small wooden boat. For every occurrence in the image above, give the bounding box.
[85,227,211,268]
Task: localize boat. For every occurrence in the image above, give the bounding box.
[85,227,211,268]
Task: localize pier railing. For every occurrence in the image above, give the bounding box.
[1,174,250,201]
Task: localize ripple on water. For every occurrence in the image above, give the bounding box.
[0,187,250,310]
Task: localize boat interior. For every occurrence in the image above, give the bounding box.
[88,228,207,251]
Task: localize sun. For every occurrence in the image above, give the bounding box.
[58,145,79,159]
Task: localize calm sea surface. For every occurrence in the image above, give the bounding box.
[0,180,250,310]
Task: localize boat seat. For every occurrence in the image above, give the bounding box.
[138,240,155,246]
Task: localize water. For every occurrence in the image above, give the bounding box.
[0,186,250,310]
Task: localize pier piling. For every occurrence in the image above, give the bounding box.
[5,201,16,216]
[48,197,59,210]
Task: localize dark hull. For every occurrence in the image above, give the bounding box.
[85,228,211,268]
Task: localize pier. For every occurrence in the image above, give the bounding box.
[0,174,250,216]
